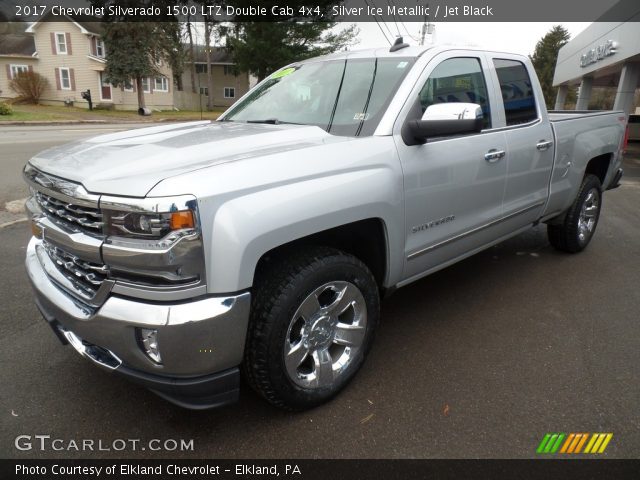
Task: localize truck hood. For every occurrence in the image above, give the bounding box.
[29,121,347,197]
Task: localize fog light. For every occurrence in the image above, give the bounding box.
[138,328,162,364]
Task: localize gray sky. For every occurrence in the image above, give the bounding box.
[346,22,591,56]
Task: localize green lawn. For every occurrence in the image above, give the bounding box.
[0,104,226,123]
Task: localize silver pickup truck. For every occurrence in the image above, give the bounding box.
[24,43,626,410]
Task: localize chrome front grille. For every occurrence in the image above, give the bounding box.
[43,241,109,298]
[35,191,104,234]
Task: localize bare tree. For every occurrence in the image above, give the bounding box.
[204,19,216,111]
[186,15,197,94]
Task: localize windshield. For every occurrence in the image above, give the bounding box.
[223,57,415,137]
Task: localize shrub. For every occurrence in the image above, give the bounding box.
[0,102,13,115]
[9,71,49,104]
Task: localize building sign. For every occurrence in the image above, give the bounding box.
[580,40,618,68]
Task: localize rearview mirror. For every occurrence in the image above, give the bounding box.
[402,102,484,145]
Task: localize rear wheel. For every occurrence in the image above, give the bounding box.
[547,174,602,253]
[244,247,380,410]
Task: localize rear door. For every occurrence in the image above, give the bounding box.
[488,57,555,225]
[394,51,508,282]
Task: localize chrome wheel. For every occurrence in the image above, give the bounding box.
[284,281,367,389]
[577,187,599,244]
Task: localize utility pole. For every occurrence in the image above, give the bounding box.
[420,4,435,46]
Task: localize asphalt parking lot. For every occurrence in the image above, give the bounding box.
[1,126,638,459]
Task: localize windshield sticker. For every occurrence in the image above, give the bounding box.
[353,113,370,121]
[397,61,409,69]
[271,67,296,79]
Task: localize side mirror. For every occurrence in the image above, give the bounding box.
[402,102,484,145]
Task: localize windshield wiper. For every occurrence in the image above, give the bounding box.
[246,119,302,125]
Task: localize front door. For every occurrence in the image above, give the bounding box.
[395,53,508,282]
[99,72,112,101]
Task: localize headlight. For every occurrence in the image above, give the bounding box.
[104,210,195,239]
[100,195,199,240]
[99,195,206,293]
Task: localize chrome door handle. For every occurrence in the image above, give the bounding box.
[536,140,553,151]
[485,149,505,163]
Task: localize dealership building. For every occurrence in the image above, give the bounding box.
[553,17,640,115]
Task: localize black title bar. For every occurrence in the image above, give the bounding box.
[4,0,640,22]
[3,459,640,480]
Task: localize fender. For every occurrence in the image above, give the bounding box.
[148,135,406,294]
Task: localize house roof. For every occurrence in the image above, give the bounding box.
[0,33,36,56]
[25,12,102,35]
[71,16,104,36]
[190,45,234,64]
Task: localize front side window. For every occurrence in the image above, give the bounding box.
[419,57,491,128]
[10,64,28,78]
[59,68,70,89]
[56,33,67,54]
[154,77,168,92]
[224,57,414,137]
[493,59,538,126]
[224,87,235,98]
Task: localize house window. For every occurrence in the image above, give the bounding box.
[200,87,208,96]
[142,77,151,93]
[124,79,134,92]
[224,87,235,98]
[59,68,71,90]
[56,32,67,54]
[195,63,207,74]
[96,38,105,58]
[223,65,236,76]
[154,76,169,92]
[10,64,28,78]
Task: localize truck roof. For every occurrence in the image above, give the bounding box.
[301,44,528,62]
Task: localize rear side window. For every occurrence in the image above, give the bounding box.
[493,59,538,126]
[419,57,491,129]
[629,115,640,124]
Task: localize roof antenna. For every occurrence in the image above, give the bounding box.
[389,36,409,52]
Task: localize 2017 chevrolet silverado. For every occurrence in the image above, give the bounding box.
[24,42,626,410]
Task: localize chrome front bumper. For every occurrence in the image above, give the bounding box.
[26,236,251,408]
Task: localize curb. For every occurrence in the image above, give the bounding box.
[0,120,109,126]
[0,118,215,126]
[0,217,28,229]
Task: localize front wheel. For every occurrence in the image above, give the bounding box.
[244,247,380,410]
[547,174,602,253]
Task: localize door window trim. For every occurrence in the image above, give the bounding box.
[483,55,543,132]
[396,50,502,143]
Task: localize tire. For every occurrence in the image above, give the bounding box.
[244,246,380,410]
[547,174,603,253]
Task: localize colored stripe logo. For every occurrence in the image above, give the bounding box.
[537,433,613,454]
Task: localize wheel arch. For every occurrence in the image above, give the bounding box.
[252,218,390,292]
[585,153,613,186]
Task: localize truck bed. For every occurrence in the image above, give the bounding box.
[543,109,625,219]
